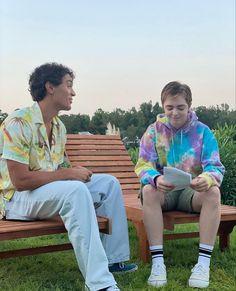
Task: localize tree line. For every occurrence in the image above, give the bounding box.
[1,102,235,146]
[59,102,236,146]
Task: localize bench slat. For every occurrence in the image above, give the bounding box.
[76,161,134,167]
[67,145,125,150]
[66,139,123,145]
[67,134,120,140]
[0,216,111,241]
[66,150,129,156]
[69,156,131,161]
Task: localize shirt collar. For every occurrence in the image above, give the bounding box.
[31,102,60,127]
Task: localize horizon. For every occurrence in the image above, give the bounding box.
[0,0,235,115]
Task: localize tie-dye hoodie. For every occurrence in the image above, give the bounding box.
[135,111,224,189]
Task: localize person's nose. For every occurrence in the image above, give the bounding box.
[172,108,178,116]
[72,89,76,96]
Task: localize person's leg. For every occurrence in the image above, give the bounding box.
[192,186,221,245]
[142,185,179,287]
[142,184,165,245]
[86,174,137,273]
[4,180,116,291]
[188,186,221,288]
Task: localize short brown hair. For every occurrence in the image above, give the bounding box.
[29,63,75,102]
[161,81,192,107]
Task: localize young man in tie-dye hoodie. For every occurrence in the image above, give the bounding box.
[135,81,224,289]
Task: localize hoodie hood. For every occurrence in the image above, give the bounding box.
[156,111,198,133]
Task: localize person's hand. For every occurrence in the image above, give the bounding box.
[155,175,175,193]
[74,165,93,182]
[190,177,209,192]
[60,166,92,182]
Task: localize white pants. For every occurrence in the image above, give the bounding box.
[4,174,130,291]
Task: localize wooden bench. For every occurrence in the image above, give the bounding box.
[1,134,236,263]
[125,197,236,262]
[0,134,114,259]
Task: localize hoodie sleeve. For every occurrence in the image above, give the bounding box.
[198,127,225,188]
[135,124,161,187]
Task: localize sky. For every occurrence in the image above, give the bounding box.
[0,0,235,116]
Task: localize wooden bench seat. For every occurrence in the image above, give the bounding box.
[125,195,236,262]
[1,133,236,263]
[0,216,110,259]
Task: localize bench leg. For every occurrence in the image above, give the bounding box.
[132,220,150,263]
[218,221,236,251]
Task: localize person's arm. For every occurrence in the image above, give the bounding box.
[191,127,225,191]
[135,124,161,187]
[2,116,92,192]
[7,159,92,191]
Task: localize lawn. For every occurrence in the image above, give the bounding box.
[0,222,235,291]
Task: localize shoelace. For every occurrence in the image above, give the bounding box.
[118,262,125,269]
[152,263,165,275]
[192,263,206,274]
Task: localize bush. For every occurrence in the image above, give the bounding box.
[214,124,236,206]
[128,147,139,165]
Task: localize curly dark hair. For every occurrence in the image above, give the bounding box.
[28,63,75,101]
[161,81,192,107]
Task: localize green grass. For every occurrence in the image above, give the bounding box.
[0,223,235,290]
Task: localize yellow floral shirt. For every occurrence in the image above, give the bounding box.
[0,103,67,218]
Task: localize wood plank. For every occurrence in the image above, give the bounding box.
[66,139,123,145]
[66,145,125,150]
[123,189,139,195]
[65,150,129,156]
[70,165,136,173]
[67,134,120,140]
[68,156,131,161]
[0,215,111,241]
[121,184,140,190]
[109,172,138,178]
[0,244,73,259]
[164,232,199,240]
[76,161,134,167]
[118,178,140,184]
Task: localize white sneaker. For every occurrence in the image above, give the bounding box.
[147,263,167,287]
[188,263,210,288]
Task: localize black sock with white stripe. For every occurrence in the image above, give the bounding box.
[197,243,213,268]
[150,245,164,265]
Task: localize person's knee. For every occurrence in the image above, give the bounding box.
[106,174,120,185]
[143,184,162,205]
[64,180,92,203]
[102,174,122,193]
[204,186,221,208]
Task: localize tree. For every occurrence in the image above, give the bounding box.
[194,104,235,129]
[89,109,109,134]
[59,114,90,133]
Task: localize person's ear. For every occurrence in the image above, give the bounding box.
[45,81,54,95]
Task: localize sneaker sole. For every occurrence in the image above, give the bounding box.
[148,279,167,287]
[111,265,138,274]
[189,279,209,288]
